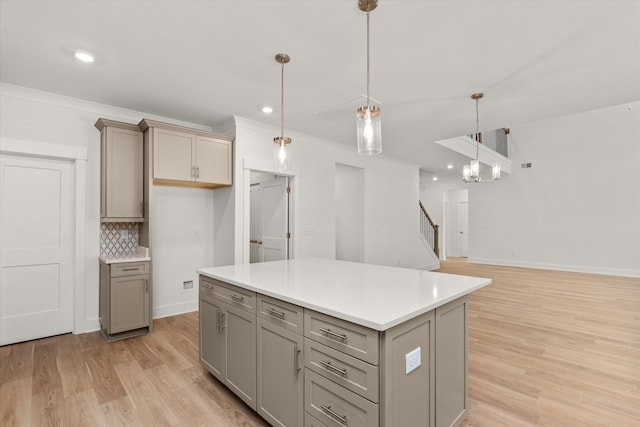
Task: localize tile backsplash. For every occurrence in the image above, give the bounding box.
[100,223,140,258]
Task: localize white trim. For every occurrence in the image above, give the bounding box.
[1,137,88,334]
[0,137,87,160]
[468,257,640,278]
[153,300,198,319]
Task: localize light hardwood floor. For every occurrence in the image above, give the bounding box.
[1,259,638,426]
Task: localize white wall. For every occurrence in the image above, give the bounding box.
[0,84,216,331]
[224,117,430,269]
[335,164,364,262]
[422,101,640,277]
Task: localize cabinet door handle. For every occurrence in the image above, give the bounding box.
[320,404,347,424]
[319,327,347,341]
[220,311,227,331]
[265,307,285,318]
[217,309,221,333]
[191,165,196,178]
[294,345,301,375]
[144,279,149,293]
[319,360,348,376]
[196,166,200,178]
[230,294,244,302]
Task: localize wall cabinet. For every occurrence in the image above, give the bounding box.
[199,277,256,410]
[100,261,150,341]
[95,119,144,221]
[139,119,233,189]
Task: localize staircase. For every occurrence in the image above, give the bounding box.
[418,201,440,270]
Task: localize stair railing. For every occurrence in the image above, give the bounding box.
[419,201,439,257]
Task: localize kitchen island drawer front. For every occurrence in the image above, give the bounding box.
[305,370,378,427]
[111,262,149,277]
[305,411,328,427]
[200,277,256,313]
[305,338,379,403]
[258,294,303,334]
[304,310,379,365]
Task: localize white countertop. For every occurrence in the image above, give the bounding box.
[99,246,151,264]
[197,258,491,331]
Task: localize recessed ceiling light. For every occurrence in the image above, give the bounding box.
[446,164,454,169]
[261,106,273,114]
[432,176,438,181]
[74,51,94,63]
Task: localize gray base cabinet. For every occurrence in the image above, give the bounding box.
[199,275,469,427]
[199,278,256,410]
[99,261,150,341]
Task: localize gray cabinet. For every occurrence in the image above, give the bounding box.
[257,296,304,427]
[199,277,256,410]
[139,119,233,189]
[199,273,469,427]
[100,261,150,341]
[95,119,144,221]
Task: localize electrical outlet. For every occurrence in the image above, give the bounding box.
[405,347,421,374]
[182,280,194,291]
[119,230,129,240]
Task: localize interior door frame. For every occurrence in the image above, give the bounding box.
[242,158,299,265]
[1,137,87,334]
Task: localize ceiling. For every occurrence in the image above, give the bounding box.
[1,0,639,177]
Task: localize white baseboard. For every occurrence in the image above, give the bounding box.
[468,257,640,278]
[79,317,101,334]
[153,300,199,320]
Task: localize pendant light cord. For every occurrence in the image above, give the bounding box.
[475,98,480,160]
[366,9,371,106]
[280,60,285,139]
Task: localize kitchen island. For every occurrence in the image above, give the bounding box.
[198,258,490,427]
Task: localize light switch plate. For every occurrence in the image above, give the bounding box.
[405,347,421,374]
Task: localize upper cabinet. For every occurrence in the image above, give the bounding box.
[95,119,144,222]
[139,119,233,188]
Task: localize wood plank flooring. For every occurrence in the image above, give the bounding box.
[1,259,638,426]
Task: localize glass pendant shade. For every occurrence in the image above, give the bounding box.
[357,105,382,155]
[492,162,501,180]
[273,137,291,173]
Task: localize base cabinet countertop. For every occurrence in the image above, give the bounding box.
[198,258,490,427]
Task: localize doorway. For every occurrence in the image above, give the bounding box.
[335,164,364,262]
[249,173,290,263]
[0,154,75,345]
[443,189,469,258]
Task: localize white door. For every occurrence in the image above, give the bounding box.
[0,155,75,345]
[259,177,288,262]
[249,184,260,263]
[457,201,469,257]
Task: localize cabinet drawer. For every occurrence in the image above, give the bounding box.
[200,276,256,313]
[304,310,379,365]
[305,370,378,427]
[305,411,328,427]
[258,294,303,334]
[111,262,149,277]
[305,338,379,403]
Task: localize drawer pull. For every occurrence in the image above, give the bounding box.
[203,283,214,290]
[265,307,285,318]
[320,404,347,424]
[121,267,138,272]
[319,360,348,376]
[319,327,347,341]
[230,294,245,302]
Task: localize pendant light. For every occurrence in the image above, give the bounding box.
[356,0,382,155]
[463,93,501,182]
[273,53,292,172]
